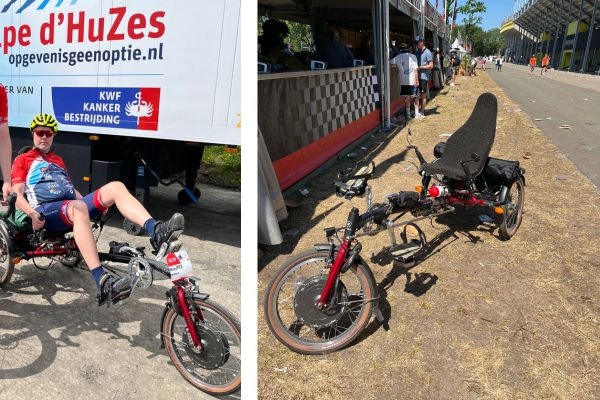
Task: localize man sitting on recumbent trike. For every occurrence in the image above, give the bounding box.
[10,114,184,305]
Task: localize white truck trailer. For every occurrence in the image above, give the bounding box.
[1,0,240,207]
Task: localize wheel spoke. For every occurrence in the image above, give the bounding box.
[270,254,373,347]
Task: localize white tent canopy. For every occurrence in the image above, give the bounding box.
[450,31,468,57]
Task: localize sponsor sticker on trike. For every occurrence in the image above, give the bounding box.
[166,250,193,281]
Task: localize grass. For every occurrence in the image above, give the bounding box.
[198,145,241,189]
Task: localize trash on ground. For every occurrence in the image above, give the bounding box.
[299,188,310,197]
[554,175,568,180]
[439,133,451,137]
[523,152,532,159]
[515,109,522,112]
[546,117,552,120]
[274,367,288,373]
[584,146,596,151]
[360,146,368,151]
[583,98,589,101]
[534,118,542,121]
[530,100,536,103]
[403,164,414,172]
[559,125,571,129]
[346,152,356,158]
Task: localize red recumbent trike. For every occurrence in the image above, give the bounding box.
[0,193,241,394]
[264,93,525,354]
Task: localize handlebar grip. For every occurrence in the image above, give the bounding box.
[38,213,45,221]
[0,192,17,219]
[344,208,360,238]
[359,207,389,228]
[413,146,427,166]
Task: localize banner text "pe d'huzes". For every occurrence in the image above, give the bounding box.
[0,6,165,54]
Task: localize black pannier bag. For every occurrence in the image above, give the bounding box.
[433,141,522,185]
[482,158,521,186]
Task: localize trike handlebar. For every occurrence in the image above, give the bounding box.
[343,205,390,238]
[0,192,17,219]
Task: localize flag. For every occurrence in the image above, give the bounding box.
[452,0,458,29]
[442,0,447,21]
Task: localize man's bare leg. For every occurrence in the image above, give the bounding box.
[96,181,184,250]
[97,181,151,227]
[68,199,133,305]
[68,200,101,271]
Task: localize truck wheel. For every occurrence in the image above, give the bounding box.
[123,218,143,236]
[177,187,201,205]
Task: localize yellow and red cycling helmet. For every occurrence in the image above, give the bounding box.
[30,113,58,133]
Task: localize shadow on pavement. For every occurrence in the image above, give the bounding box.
[0,264,241,399]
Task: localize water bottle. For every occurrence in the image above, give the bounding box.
[428,185,449,198]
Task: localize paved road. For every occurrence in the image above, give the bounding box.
[487,63,600,187]
[0,184,240,399]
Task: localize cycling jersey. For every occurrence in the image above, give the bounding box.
[0,84,8,124]
[11,147,76,208]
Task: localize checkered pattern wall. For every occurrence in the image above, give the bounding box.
[258,67,379,161]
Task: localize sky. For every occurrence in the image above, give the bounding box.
[452,0,515,31]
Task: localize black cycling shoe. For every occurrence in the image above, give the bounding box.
[150,213,185,252]
[97,274,132,306]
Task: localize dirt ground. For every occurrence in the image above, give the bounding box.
[0,184,240,400]
[258,70,600,399]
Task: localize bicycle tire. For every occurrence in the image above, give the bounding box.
[499,176,525,240]
[264,249,377,355]
[161,298,241,395]
[59,255,82,268]
[0,220,15,286]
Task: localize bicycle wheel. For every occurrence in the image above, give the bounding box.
[59,254,82,268]
[0,220,15,286]
[264,249,377,355]
[161,298,241,395]
[499,177,525,240]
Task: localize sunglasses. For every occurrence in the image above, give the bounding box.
[34,130,55,138]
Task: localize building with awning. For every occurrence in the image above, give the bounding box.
[258,0,450,190]
[257,0,451,244]
[510,0,599,72]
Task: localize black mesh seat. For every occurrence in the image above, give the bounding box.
[422,92,497,180]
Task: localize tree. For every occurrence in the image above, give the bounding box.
[457,0,486,41]
[258,17,313,53]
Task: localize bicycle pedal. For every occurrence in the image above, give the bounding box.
[166,239,183,254]
[111,290,132,306]
[390,240,422,262]
[168,229,183,242]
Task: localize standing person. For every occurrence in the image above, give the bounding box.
[449,51,458,86]
[470,56,478,76]
[481,56,486,70]
[11,114,185,306]
[529,54,537,73]
[0,84,12,200]
[541,54,550,75]
[390,43,420,120]
[414,36,433,118]
[496,57,501,71]
[498,57,503,71]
